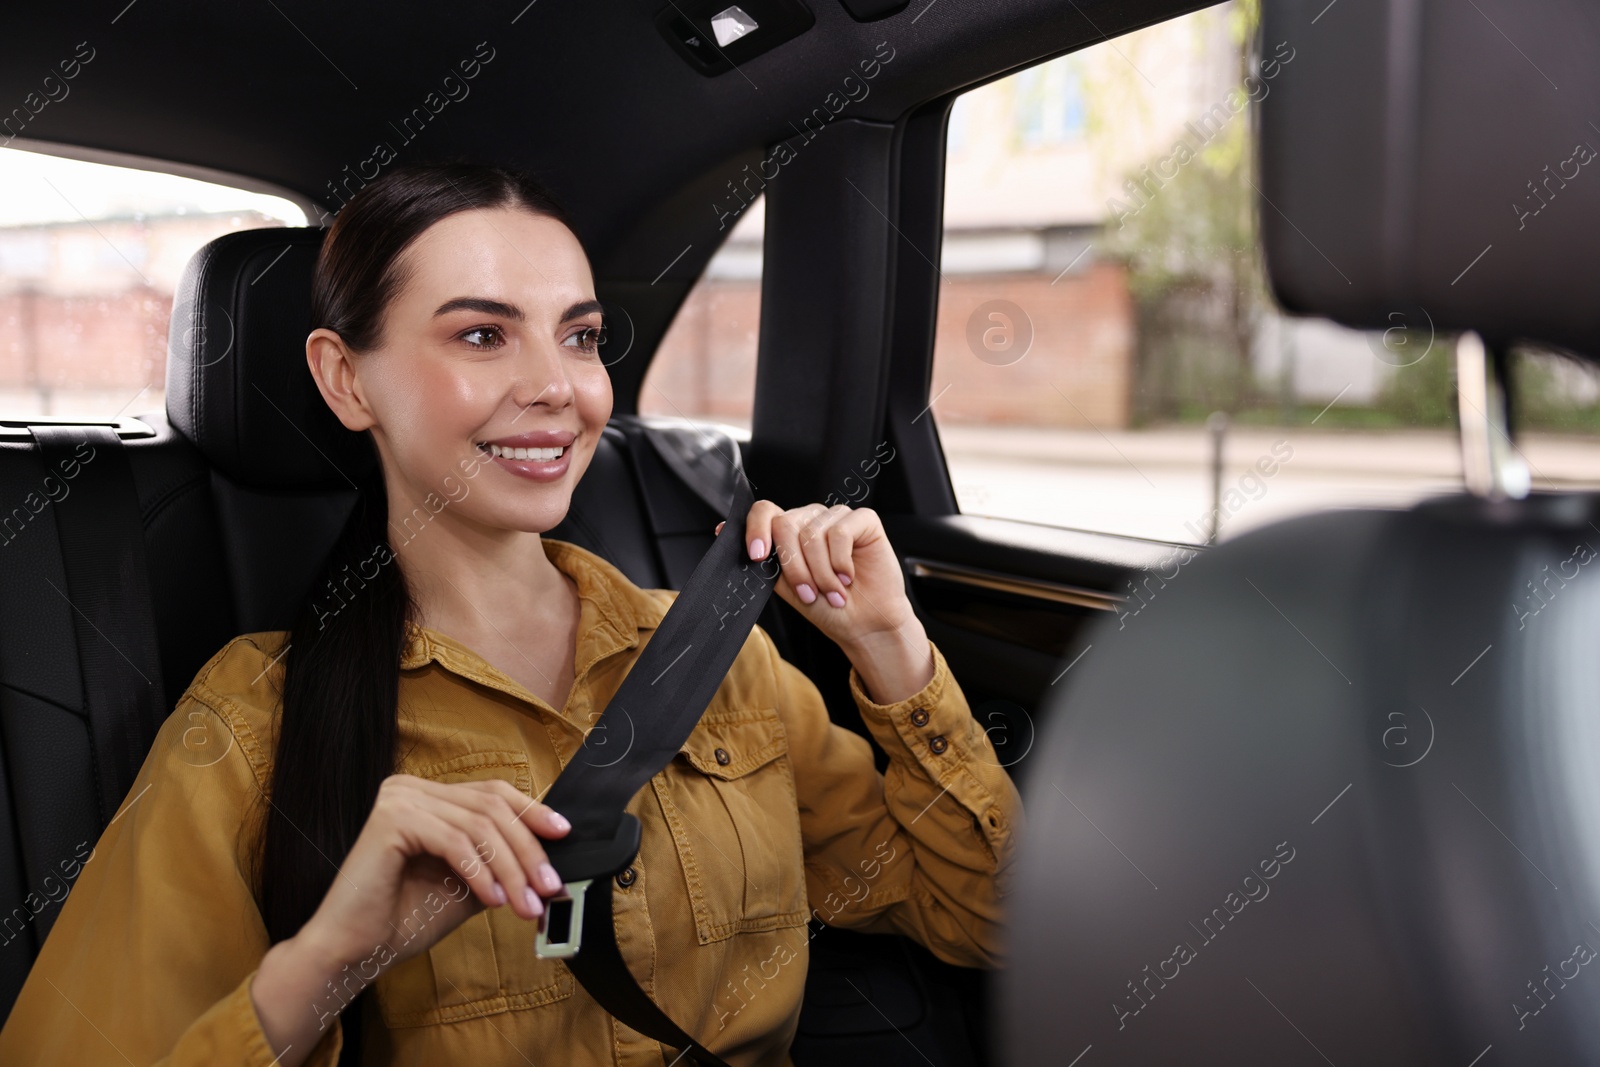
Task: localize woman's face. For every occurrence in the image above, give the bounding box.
[325,206,612,538]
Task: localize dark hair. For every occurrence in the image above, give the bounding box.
[257,163,580,946]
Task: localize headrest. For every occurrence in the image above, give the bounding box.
[1258,0,1600,359]
[166,227,379,490]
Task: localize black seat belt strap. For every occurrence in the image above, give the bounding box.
[27,424,166,825]
[538,459,774,1066]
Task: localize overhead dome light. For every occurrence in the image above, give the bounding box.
[710,5,759,46]
[655,0,813,77]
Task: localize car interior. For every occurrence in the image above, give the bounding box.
[1,0,1596,1063]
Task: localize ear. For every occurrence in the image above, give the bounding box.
[306,328,376,432]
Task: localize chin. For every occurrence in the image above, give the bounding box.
[506,499,577,535]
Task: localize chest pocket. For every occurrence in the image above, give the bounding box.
[373,750,575,1028]
[652,708,808,944]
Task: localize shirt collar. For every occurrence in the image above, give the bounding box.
[398,537,670,675]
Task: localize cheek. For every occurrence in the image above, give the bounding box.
[368,360,495,488]
[382,359,492,430]
[568,364,613,478]
[577,360,612,405]
[574,363,613,429]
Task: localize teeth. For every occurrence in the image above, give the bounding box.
[485,443,565,461]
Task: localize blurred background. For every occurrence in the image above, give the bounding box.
[4,0,1599,545]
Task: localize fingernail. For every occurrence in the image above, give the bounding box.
[836,572,852,586]
[524,886,543,917]
[749,538,765,560]
[539,862,563,893]
[826,591,846,608]
[797,583,816,604]
[489,880,507,906]
[549,811,571,833]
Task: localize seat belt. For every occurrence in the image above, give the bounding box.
[536,457,774,1067]
[26,424,167,827]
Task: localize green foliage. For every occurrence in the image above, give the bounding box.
[1373,336,1458,427]
[1108,111,1268,421]
[1514,348,1600,432]
[1096,3,1269,422]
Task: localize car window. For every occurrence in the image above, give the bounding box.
[0,147,307,421]
[932,5,1600,545]
[637,197,761,433]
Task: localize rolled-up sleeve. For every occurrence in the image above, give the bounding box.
[0,683,344,1066]
[758,628,1024,969]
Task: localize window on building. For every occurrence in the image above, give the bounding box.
[1013,55,1088,147]
[0,147,307,421]
[637,197,761,434]
[931,5,1600,546]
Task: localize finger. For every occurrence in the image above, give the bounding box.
[409,780,549,920]
[434,801,546,921]
[402,803,519,914]
[743,499,783,562]
[797,506,853,607]
[454,781,568,902]
[825,507,876,590]
[463,778,571,841]
[771,505,826,605]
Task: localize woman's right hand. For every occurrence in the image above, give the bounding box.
[250,774,573,1065]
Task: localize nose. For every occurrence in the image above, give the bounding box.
[510,337,576,414]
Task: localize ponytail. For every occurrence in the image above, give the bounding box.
[259,447,411,942]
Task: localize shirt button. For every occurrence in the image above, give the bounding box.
[910,708,930,727]
[616,866,637,888]
[714,747,731,766]
[929,735,948,755]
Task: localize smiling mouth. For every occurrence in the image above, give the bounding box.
[476,442,568,461]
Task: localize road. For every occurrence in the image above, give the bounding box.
[938,424,1600,545]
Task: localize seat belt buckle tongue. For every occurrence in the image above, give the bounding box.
[532,813,643,959]
[535,878,593,958]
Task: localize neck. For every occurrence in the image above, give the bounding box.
[386,496,572,641]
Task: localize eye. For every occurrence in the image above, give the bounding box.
[563,324,608,353]
[458,325,505,350]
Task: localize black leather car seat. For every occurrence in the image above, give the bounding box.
[1002,1,1600,1064]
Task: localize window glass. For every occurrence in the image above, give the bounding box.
[933,4,1600,545]
[0,147,307,420]
[637,199,761,434]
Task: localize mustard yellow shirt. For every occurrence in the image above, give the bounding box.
[0,537,1023,1066]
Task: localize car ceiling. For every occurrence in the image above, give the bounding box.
[5,0,1209,283]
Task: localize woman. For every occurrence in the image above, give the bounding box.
[0,163,1023,1066]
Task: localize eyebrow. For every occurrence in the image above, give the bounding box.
[561,299,605,321]
[434,297,523,320]
[433,297,605,322]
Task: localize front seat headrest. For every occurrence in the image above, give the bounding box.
[166,226,379,490]
[1259,0,1600,358]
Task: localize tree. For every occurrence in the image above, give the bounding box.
[1093,0,1271,422]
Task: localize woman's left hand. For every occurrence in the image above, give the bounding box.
[716,501,920,658]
